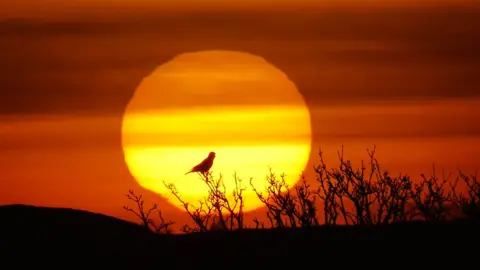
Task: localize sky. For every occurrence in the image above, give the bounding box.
[2,1,477,17]
[1,0,479,227]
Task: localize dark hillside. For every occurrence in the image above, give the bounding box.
[0,204,165,255]
[0,204,477,266]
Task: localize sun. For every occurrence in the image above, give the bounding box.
[121,50,312,213]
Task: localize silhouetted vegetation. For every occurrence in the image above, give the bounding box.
[123,189,174,234]
[125,147,480,234]
[163,172,245,232]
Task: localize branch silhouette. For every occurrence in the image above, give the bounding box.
[125,147,480,233]
[123,189,174,234]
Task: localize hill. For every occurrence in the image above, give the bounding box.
[0,204,165,254]
[0,204,478,266]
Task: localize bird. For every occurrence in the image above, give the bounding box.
[185,152,216,175]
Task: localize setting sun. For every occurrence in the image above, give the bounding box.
[121,50,312,212]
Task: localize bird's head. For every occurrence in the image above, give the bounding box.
[209,151,216,159]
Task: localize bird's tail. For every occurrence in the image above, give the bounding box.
[185,170,193,175]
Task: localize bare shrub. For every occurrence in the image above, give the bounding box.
[125,146,480,233]
[451,172,480,219]
[123,189,175,234]
[410,168,454,221]
[250,170,319,228]
[257,146,472,226]
[163,171,245,232]
[262,146,416,226]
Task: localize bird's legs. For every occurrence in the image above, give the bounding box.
[197,171,210,181]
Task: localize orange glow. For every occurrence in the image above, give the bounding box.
[122,50,312,212]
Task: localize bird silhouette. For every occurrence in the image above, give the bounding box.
[185,152,216,175]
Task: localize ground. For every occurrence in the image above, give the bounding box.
[0,204,477,267]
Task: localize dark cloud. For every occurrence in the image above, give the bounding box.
[1,7,479,115]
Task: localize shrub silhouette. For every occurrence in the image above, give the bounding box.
[163,172,245,232]
[124,147,479,234]
[123,189,175,234]
[451,172,480,219]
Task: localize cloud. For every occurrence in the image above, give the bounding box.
[0,7,479,116]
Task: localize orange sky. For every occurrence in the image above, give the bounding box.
[1,0,479,19]
[2,98,479,225]
[1,1,479,228]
